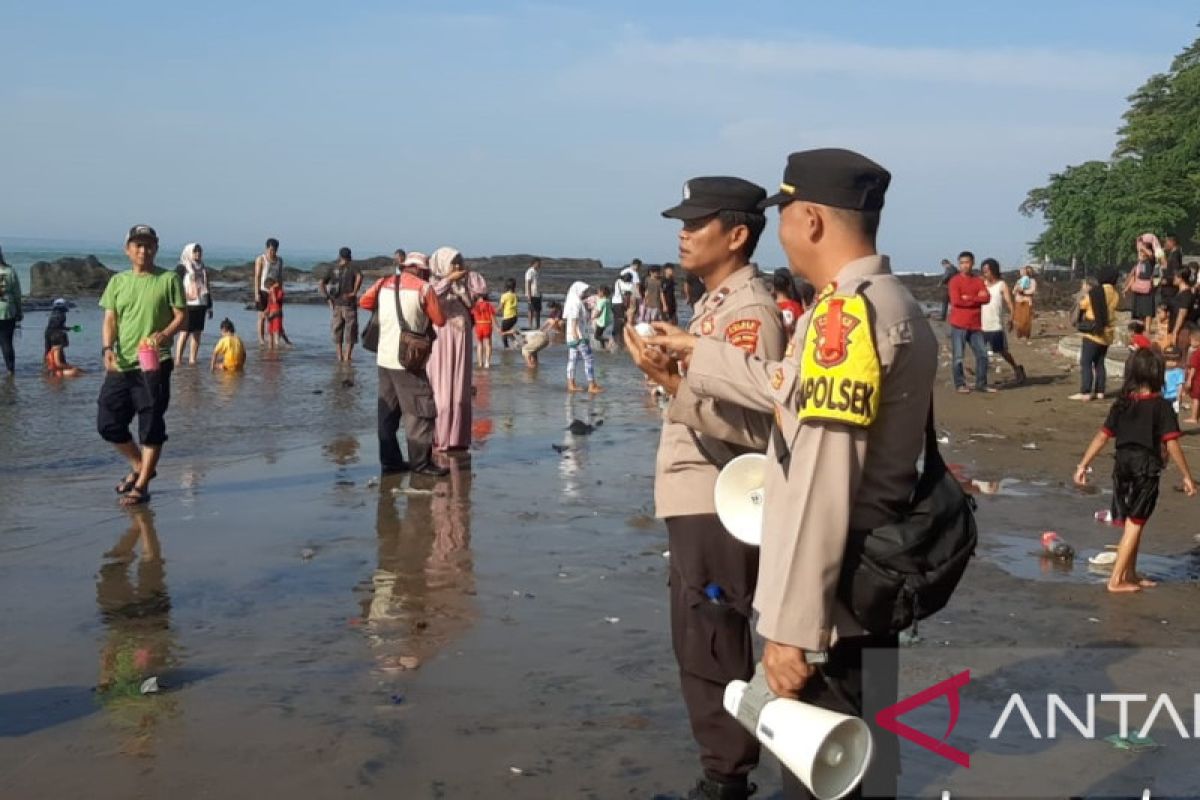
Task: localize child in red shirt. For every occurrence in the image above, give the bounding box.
[265,278,285,351]
[471,293,497,369]
[1187,329,1200,424]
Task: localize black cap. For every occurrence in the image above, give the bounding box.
[125,224,158,245]
[661,176,767,220]
[759,148,891,211]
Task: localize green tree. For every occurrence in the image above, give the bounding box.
[1021,30,1200,268]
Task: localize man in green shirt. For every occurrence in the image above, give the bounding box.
[98,225,186,506]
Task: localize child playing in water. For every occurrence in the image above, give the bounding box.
[210,318,246,372]
[592,286,613,349]
[471,292,496,369]
[498,278,520,349]
[43,330,82,377]
[1075,348,1196,593]
[264,278,284,351]
[521,301,563,368]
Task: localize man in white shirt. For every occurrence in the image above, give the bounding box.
[525,258,542,328]
[612,268,637,347]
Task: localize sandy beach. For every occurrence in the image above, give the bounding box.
[2,299,1199,799]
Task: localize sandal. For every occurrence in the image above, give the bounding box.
[120,487,151,506]
[115,469,156,494]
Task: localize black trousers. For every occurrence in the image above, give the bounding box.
[1079,338,1108,395]
[0,319,15,373]
[781,634,899,800]
[667,514,760,783]
[612,304,626,347]
[96,360,174,446]
[377,367,436,470]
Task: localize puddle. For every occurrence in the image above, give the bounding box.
[981,533,1200,584]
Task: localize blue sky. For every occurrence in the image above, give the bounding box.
[2,1,1196,270]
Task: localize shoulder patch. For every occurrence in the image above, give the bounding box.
[725,319,761,353]
[700,316,715,336]
[798,294,880,427]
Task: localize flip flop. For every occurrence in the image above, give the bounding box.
[115,470,156,494]
[119,487,151,507]
[1088,551,1118,567]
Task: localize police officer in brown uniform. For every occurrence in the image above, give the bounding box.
[626,177,786,800]
[642,150,938,799]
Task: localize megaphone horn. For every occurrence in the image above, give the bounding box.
[713,453,768,546]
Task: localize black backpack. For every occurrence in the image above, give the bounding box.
[837,405,977,635]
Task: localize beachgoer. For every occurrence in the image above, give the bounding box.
[611,268,636,346]
[210,318,246,372]
[683,271,705,310]
[1071,272,1120,401]
[392,248,407,273]
[1168,270,1194,361]
[265,278,285,351]
[521,301,562,368]
[1164,347,1185,413]
[1125,238,1158,330]
[321,247,362,362]
[174,243,212,366]
[498,278,520,349]
[44,332,82,378]
[525,258,542,328]
[44,297,70,355]
[253,238,284,345]
[0,245,22,374]
[592,285,613,348]
[98,225,186,507]
[624,175,786,800]
[1165,234,1185,293]
[640,265,665,324]
[428,247,474,452]
[1153,303,1174,350]
[771,267,804,338]
[360,252,449,477]
[947,250,991,393]
[563,281,602,394]
[644,148,931,800]
[661,265,678,324]
[1075,348,1195,592]
[1127,321,1153,351]
[1186,329,1200,425]
[1012,265,1037,341]
[937,258,955,320]
[980,258,1026,385]
[471,292,496,369]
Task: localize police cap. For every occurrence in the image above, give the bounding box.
[759,148,891,211]
[661,176,767,221]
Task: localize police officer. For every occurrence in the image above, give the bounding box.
[626,177,786,800]
[644,150,938,799]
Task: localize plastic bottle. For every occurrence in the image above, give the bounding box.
[1041,531,1074,560]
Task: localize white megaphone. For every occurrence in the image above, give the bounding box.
[725,669,873,800]
[713,453,768,546]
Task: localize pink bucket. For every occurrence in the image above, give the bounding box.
[137,342,160,372]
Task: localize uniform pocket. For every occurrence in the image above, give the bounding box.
[680,586,755,683]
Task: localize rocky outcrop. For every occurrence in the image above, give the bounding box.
[29,256,115,297]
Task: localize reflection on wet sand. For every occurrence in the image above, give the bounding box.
[362,461,476,673]
[95,508,178,757]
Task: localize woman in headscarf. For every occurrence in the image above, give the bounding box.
[1124,236,1161,331]
[563,281,602,394]
[427,247,474,451]
[0,244,21,375]
[1071,269,1121,401]
[1012,265,1037,341]
[175,243,212,366]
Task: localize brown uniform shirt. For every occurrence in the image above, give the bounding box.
[654,265,786,519]
[682,256,938,650]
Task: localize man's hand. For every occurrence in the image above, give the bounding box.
[643,321,697,360]
[624,324,680,393]
[762,640,815,699]
[103,349,119,372]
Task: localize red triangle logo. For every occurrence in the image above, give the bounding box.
[875,670,971,768]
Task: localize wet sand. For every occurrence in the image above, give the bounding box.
[2,302,1199,798]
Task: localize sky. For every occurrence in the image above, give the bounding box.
[2,1,1197,271]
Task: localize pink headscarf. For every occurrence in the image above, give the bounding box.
[1138,233,1164,261]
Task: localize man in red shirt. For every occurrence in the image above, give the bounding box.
[947,250,992,393]
[360,252,448,477]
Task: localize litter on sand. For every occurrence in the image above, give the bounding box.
[1104,733,1159,751]
[1088,551,1118,567]
[366,477,379,488]
[937,435,951,445]
[603,617,620,624]
[300,547,316,560]
[1022,443,1039,450]
[392,486,435,496]
[139,677,160,695]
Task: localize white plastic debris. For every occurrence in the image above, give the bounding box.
[1022,443,1039,451]
[301,548,316,560]
[366,477,380,488]
[139,677,160,695]
[604,616,620,624]
[510,767,524,776]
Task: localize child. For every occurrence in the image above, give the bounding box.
[471,293,496,369]
[210,318,246,372]
[564,281,602,394]
[44,330,82,377]
[1153,304,1174,351]
[499,278,520,349]
[1187,329,1200,425]
[521,301,563,368]
[1127,320,1153,352]
[592,286,613,349]
[1075,349,1195,593]
[265,278,284,351]
[44,297,71,354]
[1163,346,1185,413]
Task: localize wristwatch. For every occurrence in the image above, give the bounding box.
[102,346,114,354]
